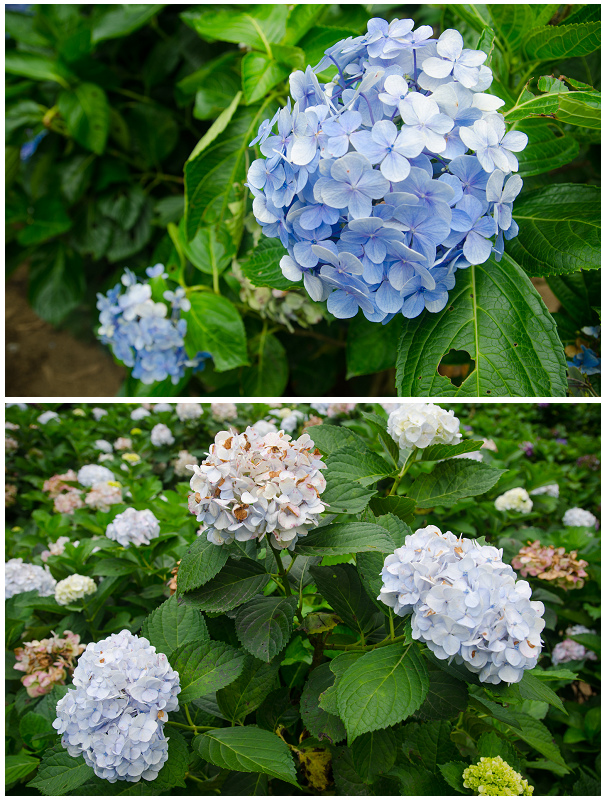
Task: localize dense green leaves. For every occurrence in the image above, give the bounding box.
[517,120,579,178]
[28,746,94,795]
[336,643,429,742]
[241,53,289,104]
[58,83,109,155]
[6,754,40,787]
[183,558,270,613]
[91,5,166,43]
[413,666,469,722]
[407,460,505,507]
[395,254,568,397]
[310,563,381,635]
[295,522,395,556]
[171,640,246,704]
[183,293,248,372]
[325,447,393,486]
[507,185,601,276]
[175,536,229,594]
[351,728,397,783]
[235,595,298,662]
[141,595,208,657]
[217,656,281,722]
[300,663,347,744]
[523,21,601,59]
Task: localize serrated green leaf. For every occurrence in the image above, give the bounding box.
[310,563,381,635]
[182,558,270,613]
[516,120,579,177]
[28,745,94,795]
[217,655,280,723]
[308,423,363,455]
[319,651,365,715]
[403,720,458,772]
[171,640,246,704]
[336,643,429,742]
[369,495,416,521]
[487,5,533,49]
[507,185,601,276]
[356,515,410,600]
[5,753,40,787]
[395,253,568,397]
[194,726,299,786]
[523,21,601,59]
[152,728,189,791]
[419,440,484,461]
[242,52,289,104]
[58,83,109,155]
[556,90,601,128]
[413,665,469,722]
[240,238,295,291]
[351,728,396,783]
[325,446,394,487]
[295,521,395,557]
[439,760,468,793]
[408,460,504,507]
[331,746,373,795]
[235,595,297,662]
[183,293,248,372]
[19,712,55,752]
[321,481,377,514]
[141,595,208,657]
[300,662,346,744]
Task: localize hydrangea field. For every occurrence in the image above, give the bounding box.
[6,4,601,397]
[5,401,601,795]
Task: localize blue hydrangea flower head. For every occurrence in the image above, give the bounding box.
[96,268,210,384]
[568,344,601,375]
[248,17,527,322]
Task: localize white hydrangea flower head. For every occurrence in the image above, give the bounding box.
[379,525,545,684]
[387,403,461,449]
[53,630,180,783]
[211,403,237,421]
[172,450,199,477]
[77,464,115,487]
[454,450,483,462]
[153,403,173,413]
[55,574,97,605]
[131,407,151,421]
[270,408,307,432]
[150,424,175,447]
[494,487,533,513]
[38,410,60,424]
[552,625,598,665]
[530,483,559,498]
[94,439,113,454]
[188,426,327,550]
[563,507,597,527]
[176,403,203,421]
[92,407,108,421]
[253,419,278,436]
[41,536,78,562]
[85,481,123,512]
[5,558,57,599]
[106,508,161,548]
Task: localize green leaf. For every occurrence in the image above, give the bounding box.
[240,238,295,291]
[241,330,289,396]
[6,99,46,138]
[17,197,72,247]
[188,91,243,161]
[331,747,372,795]
[556,90,601,129]
[570,632,601,657]
[91,5,166,43]
[507,185,601,276]
[336,643,429,742]
[413,665,469,722]
[170,640,246,704]
[235,595,297,662]
[310,563,381,635]
[5,754,40,787]
[439,761,468,793]
[19,712,55,751]
[518,671,566,713]
[28,745,94,795]
[128,103,179,165]
[141,595,209,657]
[299,26,358,68]
[58,83,109,155]
[5,51,70,86]
[308,423,363,455]
[319,652,364,715]
[221,771,269,795]
[178,222,233,276]
[28,243,84,327]
[512,120,579,178]
[351,728,397,783]
[487,5,533,49]
[183,6,289,49]
[183,558,270,613]
[523,21,601,59]
[242,52,289,104]
[369,495,416,521]
[295,521,395,557]
[183,293,248,372]
[407,460,504,507]
[325,446,393,487]
[177,536,230,595]
[217,655,280,723]
[346,313,405,378]
[419,440,484,461]
[356,515,410,600]
[91,558,138,577]
[300,662,346,744]
[194,726,299,786]
[5,10,51,47]
[477,732,522,772]
[152,728,189,791]
[321,481,377,515]
[395,253,568,397]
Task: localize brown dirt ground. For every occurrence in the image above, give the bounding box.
[5,267,562,398]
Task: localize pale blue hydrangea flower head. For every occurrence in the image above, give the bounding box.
[105,508,161,548]
[247,17,527,323]
[5,557,57,599]
[77,464,115,487]
[53,630,180,783]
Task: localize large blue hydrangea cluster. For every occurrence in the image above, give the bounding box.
[96,266,210,384]
[53,630,180,783]
[248,18,527,321]
[379,525,545,684]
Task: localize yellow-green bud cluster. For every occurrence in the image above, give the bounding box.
[463,756,533,796]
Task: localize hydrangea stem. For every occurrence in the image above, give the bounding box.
[268,539,292,597]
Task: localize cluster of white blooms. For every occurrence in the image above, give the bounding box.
[253,419,278,436]
[55,574,97,605]
[379,525,545,683]
[172,450,199,477]
[85,481,123,512]
[38,410,59,424]
[114,437,133,451]
[211,403,237,421]
[153,403,172,413]
[131,407,151,421]
[552,625,598,665]
[270,407,307,433]
[150,424,175,447]
[106,508,161,548]
[41,536,79,562]
[5,558,57,599]
[94,439,114,454]
[563,507,597,527]
[530,483,560,498]
[387,402,461,449]
[188,427,327,550]
[92,408,108,421]
[54,630,180,782]
[77,464,115,487]
[175,403,203,421]
[494,487,533,514]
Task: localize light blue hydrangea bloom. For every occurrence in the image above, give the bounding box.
[248,17,527,322]
[53,630,180,783]
[568,344,601,375]
[96,266,210,384]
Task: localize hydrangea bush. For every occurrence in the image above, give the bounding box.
[5,401,601,796]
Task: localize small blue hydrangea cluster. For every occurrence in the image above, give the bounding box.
[248,18,527,322]
[96,266,210,384]
[53,630,180,783]
[568,344,601,376]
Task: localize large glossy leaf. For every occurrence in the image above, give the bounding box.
[240,238,295,290]
[91,5,165,43]
[508,185,601,275]
[194,727,299,786]
[308,424,363,455]
[217,656,280,722]
[310,563,381,635]
[141,595,208,657]
[516,120,579,177]
[321,481,377,514]
[241,52,289,104]
[171,640,246,704]
[300,662,346,744]
[325,446,394,487]
[395,253,568,397]
[182,6,289,50]
[486,5,533,48]
[58,83,109,155]
[183,293,248,372]
[336,643,429,742]
[504,88,601,125]
[295,521,395,557]
[5,51,70,86]
[182,558,270,613]
[407,460,505,507]
[5,754,40,787]
[523,21,601,59]
[176,537,229,594]
[28,745,94,795]
[235,596,297,662]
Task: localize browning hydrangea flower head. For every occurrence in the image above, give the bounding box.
[55,574,97,605]
[106,508,161,548]
[53,630,180,783]
[5,483,17,507]
[77,464,115,487]
[15,630,85,698]
[41,536,79,562]
[44,470,79,497]
[552,625,598,665]
[512,540,588,589]
[494,487,533,514]
[379,525,545,684]
[387,402,461,448]
[172,450,199,477]
[175,403,203,421]
[563,506,598,528]
[114,437,133,451]
[211,402,237,422]
[150,423,174,447]
[188,427,327,550]
[5,558,57,599]
[463,756,533,796]
[85,481,123,512]
[248,18,526,323]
